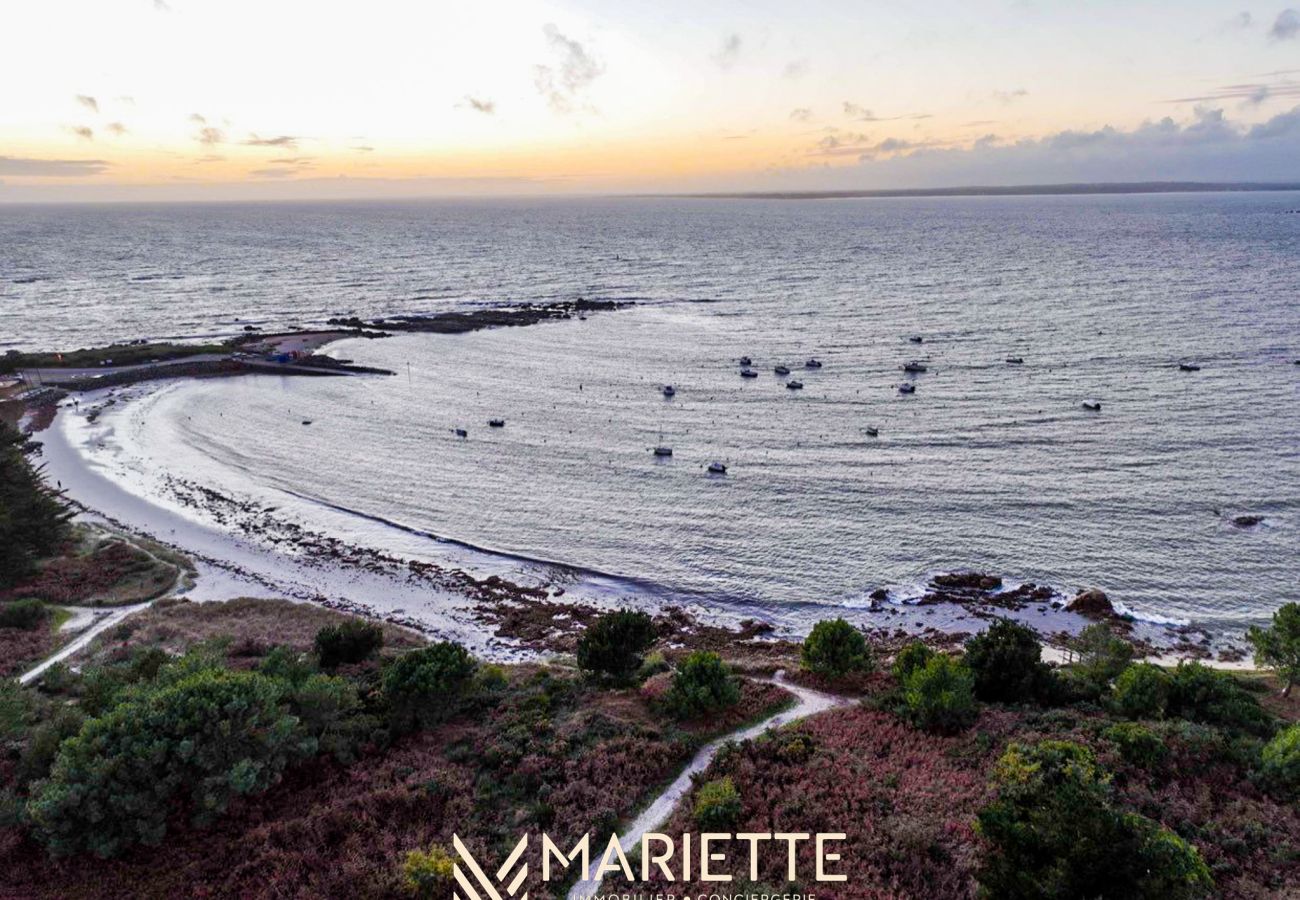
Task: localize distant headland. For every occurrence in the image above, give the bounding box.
[661,181,1300,200]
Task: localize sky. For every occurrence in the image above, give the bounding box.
[1,0,1299,201]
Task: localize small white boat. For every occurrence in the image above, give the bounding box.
[653,446,673,457]
[786,379,804,390]
[898,383,916,394]
[707,461,727,474]
[805,358,823,369]
[902,361,927,373]
[774,365,791,376]
[662,385,676,397]
[740,368,758,378]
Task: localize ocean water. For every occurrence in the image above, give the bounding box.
[4,194,1299,631]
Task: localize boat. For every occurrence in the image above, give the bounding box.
[786,379,804,389]
[898,383,916,394]
[738,356,752,366]
[740,368,758,378]
[301,420,313,426]
[454,427,469,437]
[1178,363,1201,372]
[1006,356,1024,364]
[1081,402,1101,412]
[865,426,879,437]
[909,335,924,344]
[488,418,505,427]
[707,461,727,474]
[653,446,673,457]
[774,365,790,375]
[805,358,823,369]
[662,385,676,397]
[902,361,927,373]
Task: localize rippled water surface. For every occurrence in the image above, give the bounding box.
[4,195,1298,628]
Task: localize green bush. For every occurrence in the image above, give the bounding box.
[801,618,873,677]
[1167,662,1273,735]
[27,669,315,857]
[964,619,1048,703]
[1070,623,1134,688]
[16,706,86,789]
[382,642,477,732]
[693,776,742,830]
[1247,602,1300,698]
[663,651,740,719]
[0,423,72,588]
[892,640,935,681]
[79,646,171,716]
[903,654,977,734]
[576,610,657,682]
[1114,663,1173,719]
[1104,721,1168,769]
[636,650,670,681]
[402,843,455,898]
[313,619,384,669]
[1257,723,1300,800]
[976,740,1213,899]
[0,598,49,630]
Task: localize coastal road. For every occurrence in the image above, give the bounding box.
[18,354,231,386]
[565,671,851,900]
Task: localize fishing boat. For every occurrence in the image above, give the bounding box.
[805,358,823,369]
[865,426,879,437]
[1006,356,1024,364]
[301,420,313,426]
[707,461,727,474]
[454,427,468,437]
[902,361,927,373]
[740,368,758,378]
[1178,363,1201,372]
[653,446,673,457]
[1081,402,1102,412]
[488,418,505,427]
[898,383,916,394]
[787,379,804,389]
[774,365,791,375]
[909,335,924,344]
[738,356,752,366]
[662,385,676,397]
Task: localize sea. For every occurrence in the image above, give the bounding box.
[2,193,1298,634]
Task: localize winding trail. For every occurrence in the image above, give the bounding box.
[18,603,151,685]
[566,670,851,900]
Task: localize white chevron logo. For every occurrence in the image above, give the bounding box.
[453,834,529,900]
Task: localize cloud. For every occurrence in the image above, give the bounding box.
[153,0,171,11]
[713,33,742,69]
[789,107,813,122]
[0,156,110,177]
[461,95,496,114]
[189,113,207,124]
[105,122,128,136]
[533,24,604,113]
[842,101,931,122]
[1270,8,1299,39]
[74,95,98,113]
[243,134,299,148]
[1248,105,1300,137]
[783,59,808,79]
[196,126,225,145]
[992,88,1029,104]
[352,145,374,153]
[68,126,94,141]
[1163,80,1300,104]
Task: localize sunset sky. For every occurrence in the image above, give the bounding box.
[2,0,1299,201]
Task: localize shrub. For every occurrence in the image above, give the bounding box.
[636,650,670,681]
[382,642,477,732]
[258,645,317,685]
[801,618,873,677]
[313,619,384,669]
[0,423,72,588]
[576,610,656,682]
[1114,663,1172,719]
[976,740,1213,899]
[27,669,315,857]
[892,640,935,681]
[402,843,455,898]
[0,598,49,630]
[964,619,1048,703]
[663,651,740,719]
[1248,602,1300,698]
[693,776,742,829]
[1257,723,1300,800]
[1104,721,1168,769]
[903,654,977,734]
[1070,623,1134,688]
[1167,662,1273,735]
[16,706,85,788]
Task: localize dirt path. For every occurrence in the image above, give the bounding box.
[18,603,151,685]
[566,670,851,900]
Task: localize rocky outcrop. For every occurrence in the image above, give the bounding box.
[1066,588,1115,619]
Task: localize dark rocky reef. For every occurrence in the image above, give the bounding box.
[327,298,630,335]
